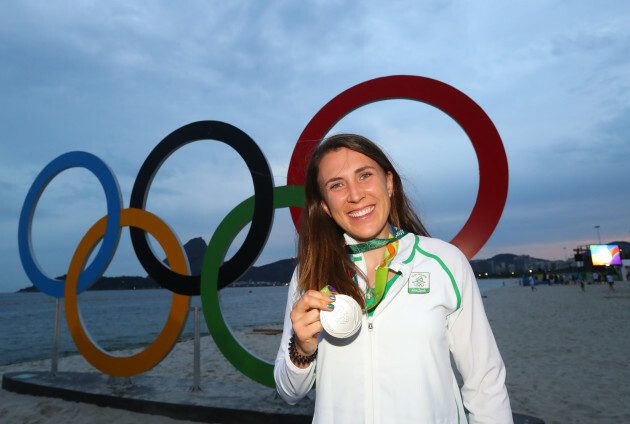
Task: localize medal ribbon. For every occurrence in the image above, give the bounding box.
[321,285,339,296]
[348,227,408,254]
[348,225,406,313]
[365,235,399,313]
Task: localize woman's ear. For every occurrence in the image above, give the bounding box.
[386,171,393,198]
[320,200,331,217]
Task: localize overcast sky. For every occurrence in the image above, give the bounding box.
[1,1,629,293]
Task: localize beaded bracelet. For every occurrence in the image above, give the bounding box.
[289,334,317,366]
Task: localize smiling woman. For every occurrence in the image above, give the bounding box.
[274,134,513,424]
[296,134,429,308]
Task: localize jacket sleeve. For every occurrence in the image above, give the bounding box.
[446,251,513,424]
[273,268,316,404]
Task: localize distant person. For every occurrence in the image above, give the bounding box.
[274,134,513,423]
[606,274,615,292]
[529,275,536,291]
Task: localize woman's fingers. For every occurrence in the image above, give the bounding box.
[293,308,322,333]
[290,290,334,329]
[294,289,336,313]
[297,317,323,343]
[290,304,320,334]
[289,290,336,353]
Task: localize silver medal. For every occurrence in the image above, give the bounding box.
[320,294,362,338]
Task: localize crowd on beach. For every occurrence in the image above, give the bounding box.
[520,270,619,292]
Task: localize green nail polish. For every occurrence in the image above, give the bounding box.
[327,303,335,310]
[329,295,336,300]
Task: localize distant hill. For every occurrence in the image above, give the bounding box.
[238,258,297,283]
[165,236,296,283]
[609,241,630,255]
[17,275,161,293]
[470,253,550,275]
[163,236,207,275]
[490,253,548,264]
[17,237,296,293]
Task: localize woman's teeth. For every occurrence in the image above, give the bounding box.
[348,206,374,218]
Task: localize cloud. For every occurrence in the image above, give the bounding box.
[2,1,630,293]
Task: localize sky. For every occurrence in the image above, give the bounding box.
[1,1,629,293]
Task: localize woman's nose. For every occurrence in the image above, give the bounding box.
[346,182,364,203]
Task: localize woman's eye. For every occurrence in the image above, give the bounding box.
[330,182,342,190]
[360,172,372,180]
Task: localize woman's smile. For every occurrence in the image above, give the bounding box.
[347,205,375,218]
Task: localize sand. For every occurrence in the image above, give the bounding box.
[484,281,630,423]
[2,282,629,423]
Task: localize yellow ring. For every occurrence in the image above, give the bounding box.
[64,208,190,377]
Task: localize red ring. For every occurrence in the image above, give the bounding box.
[287,75,508,259]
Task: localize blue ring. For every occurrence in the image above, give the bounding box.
[18,152,122,298]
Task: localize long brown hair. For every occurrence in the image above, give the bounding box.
[297,134,430,307]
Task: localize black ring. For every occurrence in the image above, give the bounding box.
[130,121,274,295]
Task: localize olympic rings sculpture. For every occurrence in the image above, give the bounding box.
[17,76,508,388]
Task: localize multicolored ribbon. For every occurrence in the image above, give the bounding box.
[348,225,405,313]
[321,285,340,296]
[347,227,407,254]
[364,234,400,313]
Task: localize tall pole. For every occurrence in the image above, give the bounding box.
[51,298,61,377]
[594,225,601,244]
[189,306,202,392]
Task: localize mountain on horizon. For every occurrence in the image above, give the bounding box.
[487,253,549,263]
[164,236,296,282]
[163,236,207,275]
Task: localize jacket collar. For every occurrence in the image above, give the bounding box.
[345,232,418,289]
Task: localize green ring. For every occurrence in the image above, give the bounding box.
[200,185,304,387]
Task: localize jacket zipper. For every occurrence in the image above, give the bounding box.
[368,314,376,423]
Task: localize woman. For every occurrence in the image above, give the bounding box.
[274,134,512,423]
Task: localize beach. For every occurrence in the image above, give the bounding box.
[2,282,629,423]
[485,281,630,423]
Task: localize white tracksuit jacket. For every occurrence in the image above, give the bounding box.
[274,233,513,424]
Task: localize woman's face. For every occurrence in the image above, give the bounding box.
[318,147,393,242]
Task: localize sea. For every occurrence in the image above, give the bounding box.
[0,279,515,366]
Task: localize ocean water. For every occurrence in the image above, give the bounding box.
[0,279,514,366]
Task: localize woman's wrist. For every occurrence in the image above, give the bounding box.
[294,338,316,356]
[289,334,317,368]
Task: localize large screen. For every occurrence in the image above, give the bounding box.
[589,244,622,266]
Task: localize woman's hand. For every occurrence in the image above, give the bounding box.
[289,290,335,363]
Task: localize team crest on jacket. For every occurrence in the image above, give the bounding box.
[408,272,430,294]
